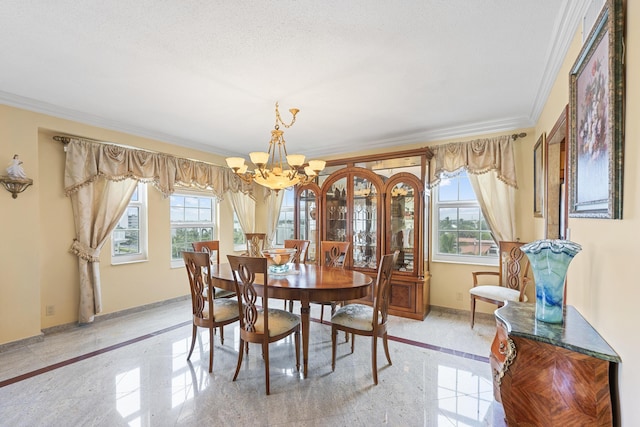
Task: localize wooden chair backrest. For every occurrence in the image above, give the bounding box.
[245,233,266,257]
[498,241,530,291]
[182,251,213,322]
[372,251,400,328]
[191,240,220,264]
[227,255,269,336]
[319,241,351,268]
[284,239,310,264]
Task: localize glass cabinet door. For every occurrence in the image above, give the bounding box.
[325,176,348,243]
[297,186,319,263]
[352,175,378,269]
[385,173,423,276]
[389,182,415,272]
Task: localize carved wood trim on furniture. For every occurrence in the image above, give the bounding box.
[492,301,621,426]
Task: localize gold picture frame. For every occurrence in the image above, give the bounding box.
[533,133,545,217]
[568,0,625,219]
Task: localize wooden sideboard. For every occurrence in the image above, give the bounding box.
[491,301,621,426]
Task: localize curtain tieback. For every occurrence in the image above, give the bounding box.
[69,239,100,262]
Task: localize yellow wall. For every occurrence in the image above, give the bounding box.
[0,106,238,339]
[1,5,639,421]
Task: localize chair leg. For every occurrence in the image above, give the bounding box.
[187,324,197,360]
[470,297,476,329]
[263,341,270,395]
[372,336,378,385]
[208,326,214,373]
[382,332,392,365]
[233,339,245,381]
[350,333,355,354]
[294,328,301,371]
[288,300,294,313]
[219,326,224,345]
[320,304,325,322]
[331,326,337,371]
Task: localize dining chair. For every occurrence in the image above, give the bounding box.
[227,255,301,395]
[315,240,351,322]
[331,251,399,385]
[244,233,267,256]
[191,240,236,344]
[283,239,310,312]
[469,241,531,328]
[182,251,239,373]
[191,240,236,299]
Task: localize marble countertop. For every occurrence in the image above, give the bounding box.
[495,301,621,363]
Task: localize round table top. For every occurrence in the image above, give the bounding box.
[211,262,373,302]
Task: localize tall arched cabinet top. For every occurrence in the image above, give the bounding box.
[295,148,432,320]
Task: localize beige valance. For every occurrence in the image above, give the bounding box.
[61,137,253,198]
[428,135,518,188]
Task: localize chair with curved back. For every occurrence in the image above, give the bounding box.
[191,240,236,344]
[182,251,239,373]
[227,255,301,395]
[191,240,236,300]
[469,241,531,328]
[244,233,267,256]
[331,250,399,385]
[283,239,310,312]
[315,240,351,322]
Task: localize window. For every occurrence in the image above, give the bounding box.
[432,170,497,265]
[232,212,246,251]
[274,189,295,247]
[170,193,217,266]
[112,183,148,264]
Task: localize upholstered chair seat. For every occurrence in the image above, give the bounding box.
[469,286,528,304]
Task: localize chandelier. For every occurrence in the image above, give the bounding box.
[225,102,326,192]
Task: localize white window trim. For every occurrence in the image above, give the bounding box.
[431,184,498,267]
[170,191,218,268]
[111,183,148,265]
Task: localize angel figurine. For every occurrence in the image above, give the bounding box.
[6,154,27,179]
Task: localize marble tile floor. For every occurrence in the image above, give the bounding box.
[0,300,506,427]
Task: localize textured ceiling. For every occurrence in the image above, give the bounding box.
[0,1,590,161]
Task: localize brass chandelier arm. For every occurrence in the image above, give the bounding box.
[225,101,325,192]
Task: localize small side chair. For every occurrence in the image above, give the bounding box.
[331,251,399,385]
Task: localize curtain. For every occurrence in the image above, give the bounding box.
[429,135,518,242]
[468,171,516,242]
[69,178,138,323]
[229,191,256,235]
[63,137,251,323]
[429,135,517,188]
[265,190,285,247]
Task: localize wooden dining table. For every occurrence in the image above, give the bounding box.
[210,262,373,378]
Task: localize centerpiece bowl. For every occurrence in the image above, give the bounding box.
[261,248,297,273]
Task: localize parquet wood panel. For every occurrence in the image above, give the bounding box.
[499,334,614,426]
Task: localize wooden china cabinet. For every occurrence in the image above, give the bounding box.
[294,149,432,320]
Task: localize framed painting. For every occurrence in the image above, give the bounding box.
[568,0,624,219]
[533,133,545,217]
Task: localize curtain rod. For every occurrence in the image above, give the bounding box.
[511,132,527,140]
[52,135,224,168]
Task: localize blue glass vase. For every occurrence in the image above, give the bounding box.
[520,239,582,323]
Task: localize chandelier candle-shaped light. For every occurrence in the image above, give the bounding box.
[226,102,326,192]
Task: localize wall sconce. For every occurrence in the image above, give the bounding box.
[1,154,33,199]
[0,176,33,199]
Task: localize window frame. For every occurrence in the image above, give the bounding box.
[431,170,498,266]
[111,182,148,265]
[169,191,218,268]
[274,188,295,247]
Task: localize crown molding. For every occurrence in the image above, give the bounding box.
[528,0,592,122]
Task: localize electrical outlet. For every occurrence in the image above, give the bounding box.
[456,292,463,302]
[45,305,55,316]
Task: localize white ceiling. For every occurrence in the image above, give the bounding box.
[1,1,590,161]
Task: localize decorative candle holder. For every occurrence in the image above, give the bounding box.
[520,239,582,323]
